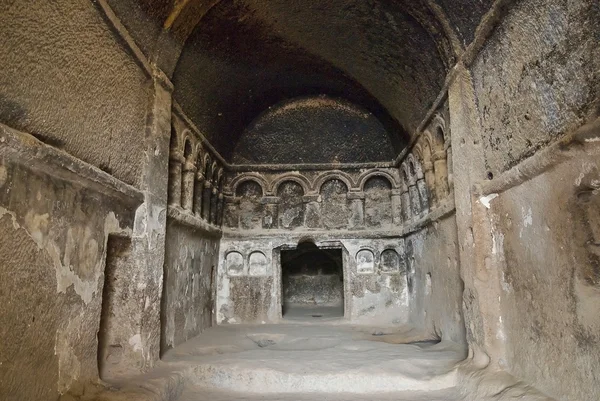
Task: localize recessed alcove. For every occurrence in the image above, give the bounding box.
[280,242,344,320]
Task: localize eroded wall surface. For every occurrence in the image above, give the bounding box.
[0,0,151,187]
[488,155,600,401]
[162,221,220,352]
[407,215,466,345]
[453,0,600,397]
[0,127,141,400]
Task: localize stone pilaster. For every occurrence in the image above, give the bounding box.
[180,161,196,211]
[193,171,205,216]
[167,151,183,207]
[347,191,365,229]
[201,181,212,221]
[261,196,280,229]
[390,189,403,225]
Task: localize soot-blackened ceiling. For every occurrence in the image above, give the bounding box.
[106,0,498,164]
[172,0,449,163]
[233,96,397,164]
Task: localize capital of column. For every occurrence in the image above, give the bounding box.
[302,194,320,203]
[433,150,447,161]
[169,151,185,164]
[261,196,280,204]
[182,161,197,172]
[347,191,365,200]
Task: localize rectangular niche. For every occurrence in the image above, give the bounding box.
[280,243,344,320]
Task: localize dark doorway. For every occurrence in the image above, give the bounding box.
[281,242,344,320]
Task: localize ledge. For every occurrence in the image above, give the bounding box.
[398,196,456,237]
[167,205,223,238]
[0,123,144,206]
[476,117,600,196]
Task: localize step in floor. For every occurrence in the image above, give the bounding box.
[159,323,466,398]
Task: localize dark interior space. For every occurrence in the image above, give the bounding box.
[281,242,344,319]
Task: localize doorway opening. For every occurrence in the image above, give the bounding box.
[281,241,344,320]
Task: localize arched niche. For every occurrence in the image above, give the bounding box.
[356,249,375,274]
[364,176,393,228]
[380,249,400,273]
[320,179,349,229]
[277,181,305,229]
[235,180,263,230]
[248,251,269,276]
[226,251,244,276]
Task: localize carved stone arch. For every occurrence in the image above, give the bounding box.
[358,170,398,191]
[400,161,411,186]
[271,174,312,195]
[313,170,355,192]
[406,153,424,180]
[413,142,423,162]
[430,114,447,151]
[228,173,269,196]
[182,134,194,162]
[211,161,220,182]
[194,147,205,171]
[169,122,181,152]
[215,167,224,185]
[203,154,212,180]
[422,131,435,161]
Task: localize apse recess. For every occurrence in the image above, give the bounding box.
[232,96,396,164]
[172,0,449,162]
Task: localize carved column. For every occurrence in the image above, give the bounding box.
[347,191,365,229]
[391,189,403,225]
[400,182,411,221]
[408,180,421,217]
[193,171,205,216]
[209,186,219,224]
[423,160,437,206]
[434,150,449,201]
[261,196,280,229]
[303,194,321,228]
[167,151,184,207]
[416,177,429,214]
[446,146,454,194]
[216,193,225,226]
[201,180,212,221]
[180,161,196,211]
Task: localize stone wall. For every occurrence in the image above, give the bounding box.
[217,236,408,325]
[406,215,466,345]
[162,220,220,353]
[0,0,151,187]
[0,1,174,397]
[482,141,600,401]
[0,125,141,400]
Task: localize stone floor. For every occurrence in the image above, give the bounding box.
[105,323,465,400]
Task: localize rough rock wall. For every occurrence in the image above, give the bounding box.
[472,0,600,176]
[406,215,466,345]
[450,0,600,396]
[488,155,600,401]
[162,221,220,352]
[0,127,140,401]
[0,0,150,187]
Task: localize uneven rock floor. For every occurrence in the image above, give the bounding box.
[117,323,465,400]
